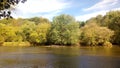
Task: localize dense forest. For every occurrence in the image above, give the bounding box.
[0,10,120,47]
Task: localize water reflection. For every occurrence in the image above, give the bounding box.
[0,46,119,68]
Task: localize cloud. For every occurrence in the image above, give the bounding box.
[76,10,107,21]
[76,0,120,21]
[12,0,120,21]
[84,0,119,11]
[12,0,71,18]
[37,10,62,21]
[76,7,120,21]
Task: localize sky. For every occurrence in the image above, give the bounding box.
[12,0,120,21]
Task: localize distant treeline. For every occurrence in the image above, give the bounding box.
[0,10,120,46]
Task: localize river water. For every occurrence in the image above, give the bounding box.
[0,46,120,68]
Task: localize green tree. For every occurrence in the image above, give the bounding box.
[99,11,120,45]
[0,23,18,43]
[86,10,120,45]
[86,15,103,26]
[0,23,5,45]
[20,20,36,42]
[29,23,50,45]
[80,23,114,46]
[77,21,85,28]
[28,17,50,25]
[47,14,80,45]
[0,18,17,25]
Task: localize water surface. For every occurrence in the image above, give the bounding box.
[0,46,120,68]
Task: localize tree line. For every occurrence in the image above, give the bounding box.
[0,10,120,46]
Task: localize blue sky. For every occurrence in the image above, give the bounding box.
[12,0,120,21]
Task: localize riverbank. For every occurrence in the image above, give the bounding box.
[2,42,78,47]
[1,42,119,48]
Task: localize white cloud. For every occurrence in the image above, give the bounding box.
[84,0,119,11]
[37,10,62,21]
[12,0,71,18]
[76,8,120,21]
[76,0,120,21]
[12,0,120,21]
[76,10,107,21]
[112,7,120,11]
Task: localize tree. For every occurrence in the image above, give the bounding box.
[0,0,27,19]
[29,23,50,45]
[0,23,18,43]
[77,21,85,28]
[80,23,114,46]
[18,19,51,45]
[86,15,103,26]
[0,23,6,45]
[0,18,17,25]
[47,14,80,45]
[28,17,50,25]
[100,11,120,45]
[86,10,120,45]
[20,20,36,41]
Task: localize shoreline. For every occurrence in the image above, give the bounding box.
[1,42,120,48]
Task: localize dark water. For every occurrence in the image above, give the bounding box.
[0,46,120,68]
